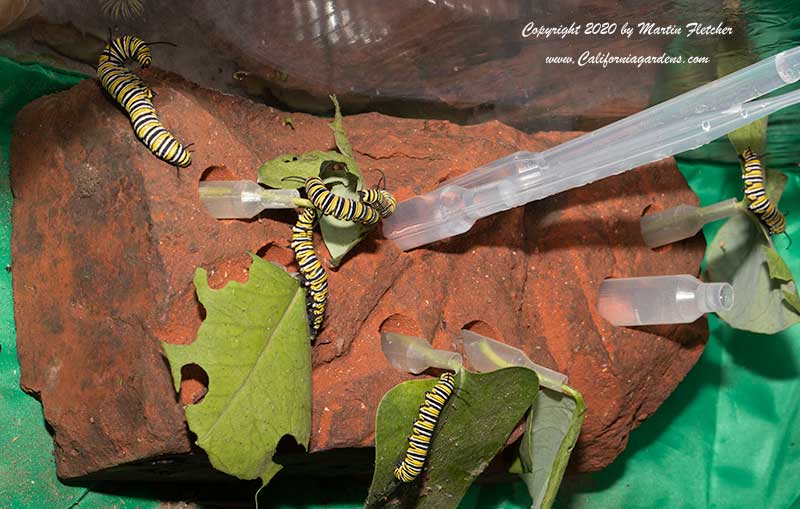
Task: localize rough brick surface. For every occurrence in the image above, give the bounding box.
[11,70,706,479]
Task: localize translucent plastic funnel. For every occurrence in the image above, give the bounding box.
[640,198,739,248]
[380,332,462,374]
[597,275,734,326]
[199,180,300,218]
[461,329,566,391]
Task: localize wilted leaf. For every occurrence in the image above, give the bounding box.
[257,150,352,189]
[518,386,585,509]
[706,212,800,333]
[162,254,312,487]
[763,245,794,283]
[366,368,538,508]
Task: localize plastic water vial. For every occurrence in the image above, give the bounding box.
[597,275,734,326]
[380,332,462,374]
[640,198,738,248]
[199,181,300,219]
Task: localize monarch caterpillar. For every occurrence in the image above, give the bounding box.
[358,188,397,219]
[305,176,382,226]
[97,35,192,168]
[394,372,456,483]
[740,148,788,239]
[358,169,397,219]
[290,206,328,336]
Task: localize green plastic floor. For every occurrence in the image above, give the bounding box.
[1,56,799,509]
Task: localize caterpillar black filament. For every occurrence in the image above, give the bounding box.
[290,206,328,336]
[97,35,191,168]
[394,372,456,483]
[741,148,787,236]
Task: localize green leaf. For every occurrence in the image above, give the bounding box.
[762,245,795,283]
[727,119,768,156]
[328,94,353,159]
[257,150,352,189]
[319,178,371,267]
[706,211,800,333]
[518,386,586,509]
[366,368,539,508]
[161,254,312,486]
[765,168,788,207]
[282,117,295,129]
[367,377,440,507]
[782,290,800,315]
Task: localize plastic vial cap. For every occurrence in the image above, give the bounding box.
[380,332,462,374]
[696,282,735,314]
[597,275,734,326]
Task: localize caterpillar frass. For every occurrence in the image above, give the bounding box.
[741,148,788,238]
[290,206,328,336]
[97,35,191,168]
[394,372,456,483]
[304,176,382,226]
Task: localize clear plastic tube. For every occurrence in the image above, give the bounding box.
[460,330,567,391]
[382,46,800,251]
[640,198,739,248]
[199,181,300,218]
[380,332,462,374]
[596,275,734,326]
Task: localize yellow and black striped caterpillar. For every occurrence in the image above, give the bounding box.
[359,188,397,219]
[741,148,788,237]
[290,206,328,336]
[305,175,383,226]
[97,35,191,168]
[394,372,456,483]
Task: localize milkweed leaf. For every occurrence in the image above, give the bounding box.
[257,150,352,189]
[782,290,800,315]
[161,254,312,487]
[706,211,800,333]
[764,168,788,206]
[329,94,353,159]
[763,245,795,283]
[518,386,585,509]
[366,368,538,508]
[318,177,370,267]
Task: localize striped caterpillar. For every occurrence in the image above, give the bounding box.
[97,35,191,168]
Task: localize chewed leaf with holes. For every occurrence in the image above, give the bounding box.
[257,150,355,190]
[161,254,311,486]
[518,386,585,509]
[366,368,538,508]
